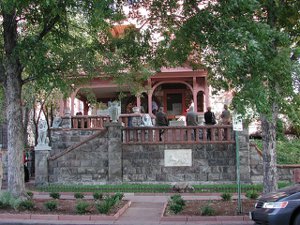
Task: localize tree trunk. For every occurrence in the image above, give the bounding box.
[3,10,25,197]
[260,104,278,194]
[23,106,30,147]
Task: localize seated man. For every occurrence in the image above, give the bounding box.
[204,106,216,140]
[186,106,198,140]
[155,107,168,141]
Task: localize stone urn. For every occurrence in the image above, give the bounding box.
[109,101,120,122]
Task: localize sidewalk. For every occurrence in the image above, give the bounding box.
[0,191,254,225]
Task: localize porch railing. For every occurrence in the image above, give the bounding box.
[70,114,143,129]
[122,125,235,144]
[69,116,235,144]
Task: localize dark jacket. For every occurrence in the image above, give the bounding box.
[204,111,216,125]
[155,111,168,126]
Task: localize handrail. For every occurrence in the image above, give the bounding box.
[48,130,104,161]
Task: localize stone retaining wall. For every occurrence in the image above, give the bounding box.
[122,144,237,182]
[249,143,297,183]
[48,129,109,184]
[46,123,249,184]
[2,123,298,186]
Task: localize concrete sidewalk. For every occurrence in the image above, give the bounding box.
[0,192,254,225]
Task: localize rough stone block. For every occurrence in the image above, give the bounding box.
[293,169,300,183]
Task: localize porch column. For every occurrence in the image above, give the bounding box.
[148,91,153,116]
[70,92,76,116]
[192,77,198,112]
[105,122,123,183]
[83,101,89,115]
[59,99,65,117]
[136,95,141,109]
[205,76,210,108]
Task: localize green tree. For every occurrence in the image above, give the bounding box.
[140,0,300,193]
[0,0,137,197]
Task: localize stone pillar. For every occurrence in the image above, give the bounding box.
[61,108,72,129]
[105,122,123,183]
[35,147,51,186]
[237,127,251,182]
[294,169,300,184]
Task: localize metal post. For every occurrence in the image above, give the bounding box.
[236,130,242,214]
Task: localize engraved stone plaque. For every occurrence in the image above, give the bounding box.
[164,149,192,167]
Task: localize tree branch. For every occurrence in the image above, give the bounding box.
[38,14,61,41]
[0,63,4,83]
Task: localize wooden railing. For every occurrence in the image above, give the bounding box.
[71,115,110,129]
[69,116,234,144]
[70,114,144,129]
[122,125,235,144]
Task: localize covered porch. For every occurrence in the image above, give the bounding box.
[59,67,209,122]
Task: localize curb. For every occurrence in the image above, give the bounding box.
[0,200,131,222]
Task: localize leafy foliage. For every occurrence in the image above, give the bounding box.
[44,200,58,211]
[200,203,216,216]
[49,192,60,200]
[168,194,185,214]
[74,192,85,199]
[140,0,300,193]
[26,191,34,200]
[254,139,300,164]
[93,192,103,201]
[220,192,232,201]
[95,192,124,214]
[75,201,90,214]
[246,190,259,200]
[0,191,22,210]
[19,200,35,210]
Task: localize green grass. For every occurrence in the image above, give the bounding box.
[35,182,291,193]
[253,139,300,164]
[36,183,171,193]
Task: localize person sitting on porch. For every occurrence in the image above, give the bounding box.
[220,104,231,125]
[204,106,216,140]
[155,107,168,141]
[186,106,198,140]
[126,102,133,127]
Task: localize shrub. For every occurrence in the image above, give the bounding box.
[19,200,34,210]
[201,204,216,216]
[26,191,34,200]
[246,190,259,200]
[44,201,58,211]
[0,192,12,209]
[93,192,103,201]
[170,194,185,206]
[113,192,124,201]
[96,200,112,214]
[96,194,122,214]
[75,201,90,214]
[169,203,184,214]
[49,192,60,200]
[74,192,84,199]
[0,191,22,210]
[168,194,185,214]
[221,192,232,201]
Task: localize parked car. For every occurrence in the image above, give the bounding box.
[250,184,300,225]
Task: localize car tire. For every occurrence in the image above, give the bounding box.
[294,212,300,225]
